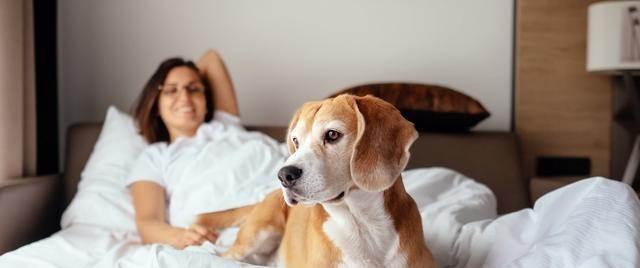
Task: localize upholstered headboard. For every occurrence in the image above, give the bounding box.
[64,123,528,214]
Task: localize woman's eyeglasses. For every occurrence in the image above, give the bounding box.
[158,83,205,97]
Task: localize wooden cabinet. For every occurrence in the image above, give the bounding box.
[515,0,612,180]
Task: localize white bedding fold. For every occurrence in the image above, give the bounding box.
[482,177,640,268]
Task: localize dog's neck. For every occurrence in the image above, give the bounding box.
[320,177,406,267]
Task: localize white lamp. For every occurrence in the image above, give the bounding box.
[587,0,640,186]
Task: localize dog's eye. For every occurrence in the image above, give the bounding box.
[292,137,299,149]
[324,130,342,144]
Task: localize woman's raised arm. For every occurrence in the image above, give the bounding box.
[197,49,239,117]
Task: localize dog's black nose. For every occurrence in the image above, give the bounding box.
[278,166,302,188]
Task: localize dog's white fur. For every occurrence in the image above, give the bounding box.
[321,191,406,268]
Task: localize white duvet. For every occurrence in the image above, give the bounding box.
[2,167,639,268]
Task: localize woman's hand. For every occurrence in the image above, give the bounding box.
[171,224,219,249]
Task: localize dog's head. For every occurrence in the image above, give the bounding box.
[278,94,418,206]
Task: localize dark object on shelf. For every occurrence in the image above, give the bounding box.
[536,156,591,177]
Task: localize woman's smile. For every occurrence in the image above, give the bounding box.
[175,106,195,113]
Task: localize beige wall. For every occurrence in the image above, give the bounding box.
[0,0,24,180]
[516,0,611,179]
[58,0,514,147]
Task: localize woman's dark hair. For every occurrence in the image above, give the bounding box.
[132,58,214,143]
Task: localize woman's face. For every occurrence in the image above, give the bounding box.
[158,66,208,140]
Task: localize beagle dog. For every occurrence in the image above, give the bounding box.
[197,94,436,267]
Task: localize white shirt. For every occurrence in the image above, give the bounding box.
[126,111,285,227]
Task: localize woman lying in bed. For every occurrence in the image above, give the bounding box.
[0,49,285,267]
[128,50,232,249]
[128,50,283,249]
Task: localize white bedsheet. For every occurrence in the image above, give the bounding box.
[1,168,639,268]
[481,177,640,268]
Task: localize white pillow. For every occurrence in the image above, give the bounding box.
[61,106,147,231]
[78,106,147,191]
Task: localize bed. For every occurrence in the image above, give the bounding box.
[60,125,529,214]
[0,107,638,267]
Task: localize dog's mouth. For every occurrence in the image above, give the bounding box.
[285,190,346,206]
[324,191,345,203]
[283,189,301,206]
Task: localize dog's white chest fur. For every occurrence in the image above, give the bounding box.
[322,191,406,268]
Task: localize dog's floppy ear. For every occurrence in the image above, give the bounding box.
[286,101,322,155]
[350,95,418,192]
